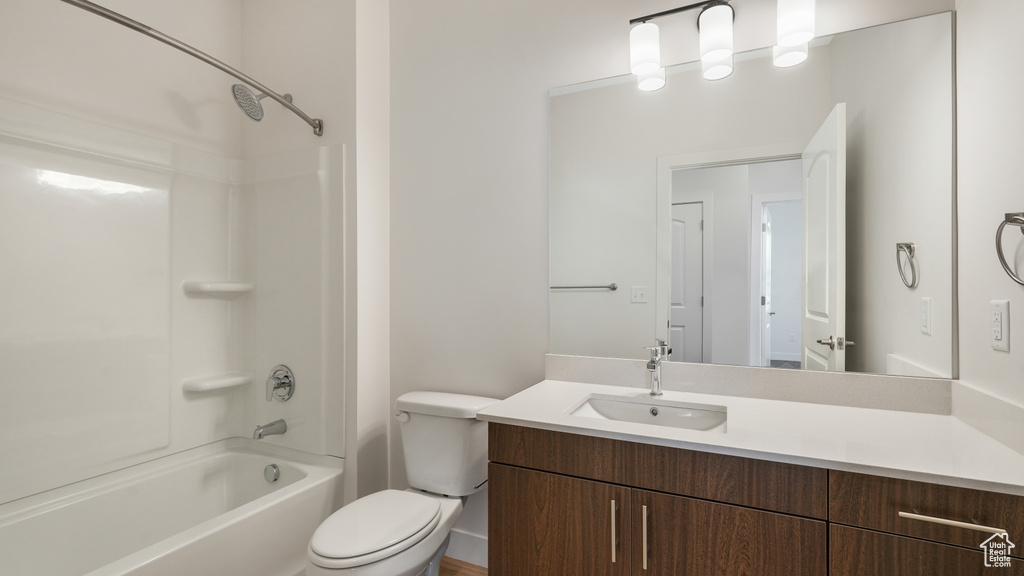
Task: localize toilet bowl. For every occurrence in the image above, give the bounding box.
[306,489,463,576]
[306,392,499,576]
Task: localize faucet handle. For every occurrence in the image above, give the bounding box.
[657,338,672,355]
[643,339,672,358]
[266,365,295,402]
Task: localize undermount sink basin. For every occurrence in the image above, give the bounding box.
[569,394,727,432]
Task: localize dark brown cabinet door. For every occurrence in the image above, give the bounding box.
[632,489,827,576]
[489,463,631,576]
[831,524,1024,576]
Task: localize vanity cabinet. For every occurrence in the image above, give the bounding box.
[489,423,1024,575]
[829,471,1024,575]
[488,423,827,576]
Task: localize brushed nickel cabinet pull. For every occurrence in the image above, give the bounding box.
[610,499,617,563]
[898,511,1006,535]
[642,504,649,570]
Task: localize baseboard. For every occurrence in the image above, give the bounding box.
[446,528,488,568]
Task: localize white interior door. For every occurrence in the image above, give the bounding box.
[801,103,847,371]
[670,202,703,362]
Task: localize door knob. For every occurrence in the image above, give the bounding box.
[816,336,836,350]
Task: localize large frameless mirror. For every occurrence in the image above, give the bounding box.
[549,12,955,378]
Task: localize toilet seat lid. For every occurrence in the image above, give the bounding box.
[310,489,441,560]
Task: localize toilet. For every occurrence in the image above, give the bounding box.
[306,392,500,576]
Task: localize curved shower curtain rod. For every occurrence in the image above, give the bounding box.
[59,0,324,136]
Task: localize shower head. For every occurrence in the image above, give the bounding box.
[232,84,266,121]
[232,84,295,123]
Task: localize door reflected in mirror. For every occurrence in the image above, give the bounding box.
[549,12,954,378]
[669,158,803,370]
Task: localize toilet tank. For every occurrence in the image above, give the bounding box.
[395,392,501,497]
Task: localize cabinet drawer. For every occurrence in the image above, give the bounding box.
[830,524,1024,575]
[489,423,827,518]
[830,471,1024,557]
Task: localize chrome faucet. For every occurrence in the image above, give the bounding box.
[252,419,287,440]
[644,339,671,396]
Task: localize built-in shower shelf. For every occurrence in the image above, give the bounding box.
[182,281,253,295]
[182,373,253,393]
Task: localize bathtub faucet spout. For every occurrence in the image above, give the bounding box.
[253,419,287,440]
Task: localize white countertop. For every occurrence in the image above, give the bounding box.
[476,380,1024,497]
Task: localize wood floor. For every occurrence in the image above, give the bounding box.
[439,556,487,576]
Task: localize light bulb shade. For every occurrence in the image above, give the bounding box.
[698,3,734,63]
[638,67,666,91]
[773,43,808,67]
[702,55,733,81]
[777,0,815,47]
[630,22,661,75]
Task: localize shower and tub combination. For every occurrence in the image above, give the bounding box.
[0,439,344,576]
[0,2,342,576]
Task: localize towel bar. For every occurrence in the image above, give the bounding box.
[896,243,918,288]
[995,212,1024,286]
[550,283,618,291]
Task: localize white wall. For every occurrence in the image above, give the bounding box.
[0,0,243,156]
[390,0,955,564]
[956,0,1024,404]
[353,0,393,500]
[830,13,954,377]
[674,165,755,366]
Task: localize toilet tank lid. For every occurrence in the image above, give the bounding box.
[395,392,501,419]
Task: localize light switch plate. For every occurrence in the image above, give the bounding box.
[992,300,1010,352]
[631,286,648,303]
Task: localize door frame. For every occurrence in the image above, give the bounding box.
[657,142,804,364]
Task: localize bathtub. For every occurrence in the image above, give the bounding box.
[0,437,344,576]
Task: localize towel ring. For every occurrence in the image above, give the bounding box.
[996,212,1024,286]
[896,243,918,289]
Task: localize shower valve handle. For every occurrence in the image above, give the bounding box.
[266,365,295,402]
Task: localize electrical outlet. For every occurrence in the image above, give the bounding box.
[992,300,1010,352]
[631,286,648,303]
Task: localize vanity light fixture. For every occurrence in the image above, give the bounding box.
[638,67,667,91]
[629,0,735,89]
[702,56,733,80]
[630,22,661,75]
[629,0,816,89]
[698,2,735,64]
[773,42,808,67]
[777,0,816,47]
